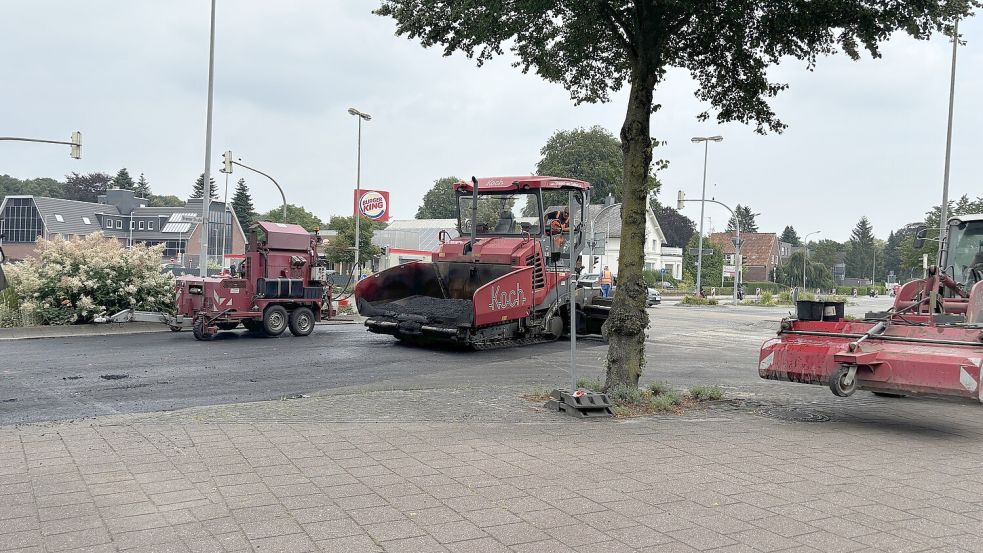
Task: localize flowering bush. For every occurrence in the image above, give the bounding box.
[6,233,175,325]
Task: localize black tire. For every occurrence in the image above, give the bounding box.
[192,317,213,341]
[288,307,315,337]
[262,305,288,337]
[829,365,857,397]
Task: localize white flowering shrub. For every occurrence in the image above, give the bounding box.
[6,233,175,325]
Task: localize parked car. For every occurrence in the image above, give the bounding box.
[661,281,675,289]
[578,273,600,288]
[647,287,662,306]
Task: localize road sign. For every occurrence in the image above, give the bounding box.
[688,248,714,256]
[660,268,667,274]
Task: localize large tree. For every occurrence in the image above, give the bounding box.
[525,126,661,216]
[147,194,184,208]
[650,200,695,249]
[845,216,876,279]
[64,172,111,203]
[111,168,135,190]
[416,176,461,219]
[777,252,834,289]
[377,0,974,390]
[232,178,256,230]
[727,205,759,233]
[257,203,322,231]
[134,173,152,199]
[191,173,218,200]
[682,234,724,288]
[780,226,801,246]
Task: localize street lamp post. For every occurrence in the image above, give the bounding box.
[803,231,821,289]
[198,0,218,277]
[678,193,740,303]
[348,108,372,276]
[938,18,960,265]
[691,136,723,296]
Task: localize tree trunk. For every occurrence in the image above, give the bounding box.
[604,73,655,390]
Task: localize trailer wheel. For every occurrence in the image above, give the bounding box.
[829,365,857,397]
[192,317,213,341]
[263,305,288,337]
[288,307,315,337]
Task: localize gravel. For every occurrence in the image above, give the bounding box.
[373,295,474,326]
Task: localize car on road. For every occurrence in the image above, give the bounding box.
[578,273,600,288]
[647,287,661,306]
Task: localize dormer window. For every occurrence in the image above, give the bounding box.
[148,221,154,230]
[106,219,113,228]
[116,220,122,229]
[139,221,145,230]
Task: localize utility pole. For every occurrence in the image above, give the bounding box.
[199,0,218,277]
[690,136,723,295]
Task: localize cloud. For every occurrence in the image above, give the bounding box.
[1,1,979,241]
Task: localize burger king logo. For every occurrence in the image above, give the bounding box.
[359,191,388,220]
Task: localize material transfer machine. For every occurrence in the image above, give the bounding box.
[354,176,610,348]
[106,221,335,340]
[760,214,983,401]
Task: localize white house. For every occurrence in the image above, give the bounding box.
[583,203,684,279]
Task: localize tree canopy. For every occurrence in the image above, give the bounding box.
[845,216,876,279]
[682,234,724,289]
[415,176,461,219]
[256,203,321,231]
[191,173,217,200]
[111,168,135,191]
[727,205,759,233]
[650,199,695,249]
[780,226,801,246]
[134,173,152,199]
[64,172,111,203]
[232,178,256,230]
[324,216,385,266]
[377,0,977,390]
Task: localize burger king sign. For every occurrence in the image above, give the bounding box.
[354,189,390,222]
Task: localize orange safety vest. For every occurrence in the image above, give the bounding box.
[598,270,613,285]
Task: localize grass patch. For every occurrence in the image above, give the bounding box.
[521,386,552,403]
[576,377,603,392]
[680,295,719,306]
[688,384,723,401]
[650,390,683,412]
[648,381,672,396]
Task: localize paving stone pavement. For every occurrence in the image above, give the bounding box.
[3,386,983,552]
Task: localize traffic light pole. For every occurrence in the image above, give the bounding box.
[229,159,287,223]
[0,133,82,158]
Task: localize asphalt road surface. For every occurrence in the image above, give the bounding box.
[0,296,894,425]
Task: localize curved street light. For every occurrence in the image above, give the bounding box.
[690,136,724,296]
[348,108,372,275]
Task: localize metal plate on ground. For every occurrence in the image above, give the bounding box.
[755,406,830,423]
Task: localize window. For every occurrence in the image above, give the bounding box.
[148,221,154,230]
[116,220,122,229]
[54,214,64,222]
[106,219,113,228]
[139,221,145,230]
[130,221,134,230]
[82,217,91,225]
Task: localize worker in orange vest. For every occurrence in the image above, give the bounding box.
[598,265,614,298]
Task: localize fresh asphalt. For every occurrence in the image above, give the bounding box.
[0,296,895,425]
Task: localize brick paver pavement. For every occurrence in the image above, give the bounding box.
[2,386,983,552]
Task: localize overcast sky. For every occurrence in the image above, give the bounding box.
[1,2,980,242]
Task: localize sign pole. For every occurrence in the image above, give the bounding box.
[569,191,577,392]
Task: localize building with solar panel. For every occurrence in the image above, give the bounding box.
[0,189,246,269]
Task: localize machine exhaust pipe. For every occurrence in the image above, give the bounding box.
[469,176,478,256]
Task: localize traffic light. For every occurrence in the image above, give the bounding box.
[676,190,685,210]
[70,131,81,159]
[222,151,233,174]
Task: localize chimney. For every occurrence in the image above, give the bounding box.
[604,193,615,207]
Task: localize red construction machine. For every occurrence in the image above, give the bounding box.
[354,176,610,348]
[105,221,335,340]
[760,214,983,401]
